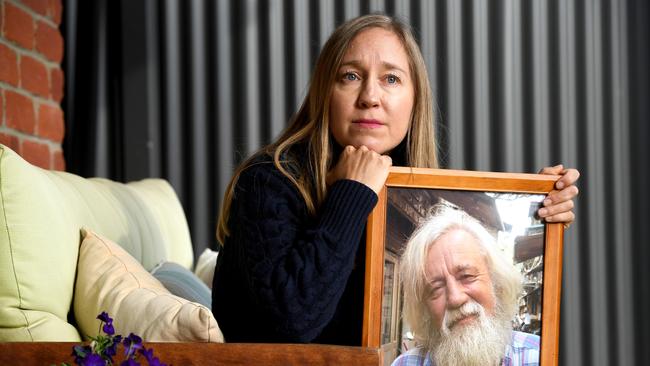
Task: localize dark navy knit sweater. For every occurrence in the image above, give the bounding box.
[211,157,377,345]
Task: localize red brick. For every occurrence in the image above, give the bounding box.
[22,0,48,17]
[52,148,65,170]
[0,43,19,86]
[50,66,63,102]
[5,90,36,134]
[20,55,49,98]
[3,3,34,49]
[48,0,61,25]
[35,20,63,62]
[0,132,21,153]
[37,103,63,142]
[0,89,3,124]
[21,139,49,168]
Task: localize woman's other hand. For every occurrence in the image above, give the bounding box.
[538,164,580,227]
[326,145,392,194]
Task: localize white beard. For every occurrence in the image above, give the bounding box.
[429,301,512,366]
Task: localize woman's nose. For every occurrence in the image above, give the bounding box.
[357,80,380,108]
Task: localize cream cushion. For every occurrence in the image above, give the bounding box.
[74,230,223,342]
[194,248,219,289]
[0,144,193,341]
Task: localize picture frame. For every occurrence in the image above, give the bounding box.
[361,167,564,366]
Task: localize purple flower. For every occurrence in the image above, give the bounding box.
[72,345,92,365]
[123,333,144,358]
[123,333,143,347]
[65,313,167,366]
[82,353,106,366]
[139,347,154,362]
[106,335,122,358]
[96,312,113,325]
[97,312,115,336]
[119,359,141,366]
[102,322,115,336]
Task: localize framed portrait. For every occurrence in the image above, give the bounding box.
[361,167,564,366]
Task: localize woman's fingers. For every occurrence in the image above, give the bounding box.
[554,168,580,190]
[538,165,580,227]
[538,164,564,176]
[541,210,575,225]
[544,184,580,205]
[539,199,574,219]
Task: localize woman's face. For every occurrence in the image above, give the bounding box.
[329,27,415,155]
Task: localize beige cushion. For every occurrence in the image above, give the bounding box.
[74,229,223,342]
[194,248,219,289]
[0,144,193,341]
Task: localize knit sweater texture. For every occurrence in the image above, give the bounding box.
[211,156,377,344]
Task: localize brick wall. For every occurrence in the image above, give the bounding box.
[0,0,64,170]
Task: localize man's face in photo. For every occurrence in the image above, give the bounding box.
[424,228,496,331]
[423,229,512,366]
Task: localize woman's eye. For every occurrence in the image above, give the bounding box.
[344,72,358,81]
[386,74,400,84]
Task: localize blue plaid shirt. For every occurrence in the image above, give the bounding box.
[391,331,540,366]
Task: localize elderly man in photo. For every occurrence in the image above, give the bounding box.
[392,205,539,366]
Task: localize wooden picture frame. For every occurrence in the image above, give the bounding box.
[361,167,564,366]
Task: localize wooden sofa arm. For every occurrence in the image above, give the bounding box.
[0,342,383,365]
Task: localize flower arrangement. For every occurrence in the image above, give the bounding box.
[55,312,168,366]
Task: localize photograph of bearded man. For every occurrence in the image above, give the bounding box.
[393,205,540,366]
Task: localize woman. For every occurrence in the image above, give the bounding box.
[211,14,579,345]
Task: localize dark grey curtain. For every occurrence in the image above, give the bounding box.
[62,1,649,364]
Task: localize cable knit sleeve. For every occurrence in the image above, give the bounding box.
[229,162,377,342]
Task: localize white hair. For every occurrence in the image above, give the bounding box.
[399,204,523,350]
[433,300,511,366]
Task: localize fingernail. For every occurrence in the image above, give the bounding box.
[556,181,564,189]
[543,198,551,206]
[539,208,548,216]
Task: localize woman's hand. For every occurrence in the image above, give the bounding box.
[326,145,392,194]
[537,164,580,227]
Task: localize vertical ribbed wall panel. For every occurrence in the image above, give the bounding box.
[148,1,646,363]
[213,0,234,208]
[187,0,211,255]
[445,0,465,169]
[268,0,287,140]
[161,0,185,200]
[609,1,633,364]
[471,0,490,171]
[557,0,584,361]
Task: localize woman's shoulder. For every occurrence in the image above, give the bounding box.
[239,154,291,182]
[239,150,302,182]
[231,153,309,219]
[234,153,305,200]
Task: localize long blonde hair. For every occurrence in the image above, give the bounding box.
[217,14,438,245]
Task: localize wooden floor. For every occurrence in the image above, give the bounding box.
[0,342,383,365]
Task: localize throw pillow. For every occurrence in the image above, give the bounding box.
[150,261,212,308]
[73,229,223,342]
[194,248,219,288]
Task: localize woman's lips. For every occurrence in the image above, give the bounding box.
[352,119,383,129]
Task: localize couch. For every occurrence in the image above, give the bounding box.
[0,144,221,342]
